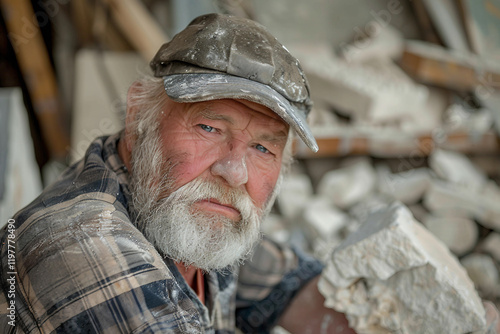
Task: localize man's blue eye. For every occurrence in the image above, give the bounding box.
[200,124,215,132]
[256,144,269,154]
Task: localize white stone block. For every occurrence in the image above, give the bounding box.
[319,202,486,334]
[277,172,314,219]
[299,51,430,129]
[338,24,404,63]
[317,158,376,209]
[303,196,349,241]
[443,104,494,135]
[480,233,500,263]
[429,149,487,190]
[424,215,478,256]
[461,254,500,298]
[261,214,290,244]
[424,179,500,231]
[377,166,431,204]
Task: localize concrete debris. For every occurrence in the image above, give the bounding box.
[277,172,314,219]
[429,149,487,189]
[423,179,500,231]
[319,202,487,334]
[423,215,478,256]
[376,166,432,205]
[317,158,376,209]
[461,254,500,298]
[480,233,500,263]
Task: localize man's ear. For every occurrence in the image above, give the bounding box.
[124,80,143,153]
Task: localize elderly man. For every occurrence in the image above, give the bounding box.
[1,13,498,334]
[0,13,355,334]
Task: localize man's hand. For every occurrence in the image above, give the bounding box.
[484,301,500,333]
[278,276,356,333]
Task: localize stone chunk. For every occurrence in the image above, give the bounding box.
[319,202,486,334]
[298,50,431,131]
[317,158,376,209]
[376,166,431,205]
[480,233,500,263]
[423,179,500,231]
[302,196,349,241]
[461,254,500,298]
[424,215,478,256]
[338,24,404,63]
[277,172,314,219]
[429,149,487,189]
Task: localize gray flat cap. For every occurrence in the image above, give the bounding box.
[150,13,318,152]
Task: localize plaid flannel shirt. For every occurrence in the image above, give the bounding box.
[0,133,323,333]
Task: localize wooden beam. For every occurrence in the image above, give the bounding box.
[0,0,70,160]
[98,0,169,62]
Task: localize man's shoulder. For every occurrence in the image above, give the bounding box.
[12,133,128,235]
[0,197,190,333]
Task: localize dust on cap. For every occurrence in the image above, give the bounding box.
[150,13,318,152]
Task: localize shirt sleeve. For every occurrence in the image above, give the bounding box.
[0,198,204,334]
[235,237,324,333]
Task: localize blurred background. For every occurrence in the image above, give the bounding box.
[1,0,500,308]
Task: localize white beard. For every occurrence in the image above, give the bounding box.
[141,177,262,271]
[129,126,265,272]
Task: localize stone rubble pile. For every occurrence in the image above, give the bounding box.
[263,148,500,333]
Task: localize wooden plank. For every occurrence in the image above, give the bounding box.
[294,130,499,158]
[399,41,500,92]
[71,0,93,46]
[98,0,169,62]
[0,0,70,159]
[71,0,132,51]
[409,0,442,45]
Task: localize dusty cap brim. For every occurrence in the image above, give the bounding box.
[163,73,318,152]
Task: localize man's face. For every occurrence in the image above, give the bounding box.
[157,98,288,215]
[129,97,289,271]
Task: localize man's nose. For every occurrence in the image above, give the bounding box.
[211,147,248,188]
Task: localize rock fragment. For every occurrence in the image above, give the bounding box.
[303,196,349,241]
[429,149,487,189]
[319,202,487,334]
[423,180,500,231]
[424,215,478,256]
[479,233,500,263]
[277,172,314,219]
[376,166,431,204]
[461,254,500,298]
[317,158,376,209]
